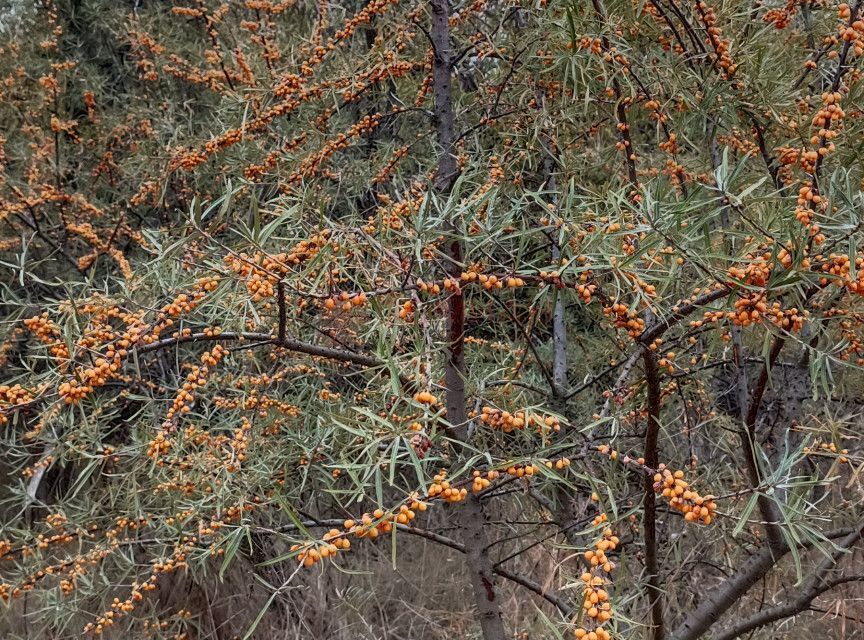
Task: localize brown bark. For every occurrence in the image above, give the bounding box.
[670,527,859,640]
[741,336,787,550]
[712,523,864,640]
[430,1,506,638]
[643,349,665,640]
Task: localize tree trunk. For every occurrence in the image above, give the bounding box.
[429,1,506,638]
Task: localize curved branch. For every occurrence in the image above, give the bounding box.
[134,330,385,369]
[600,346,644,419]
[264,519,572,616]
[600,288,733,418]
[494,565,573,617]
[670,526,860,640]
[712,522,864,640]
[637,288,731,346]
[402,524,573,617]
[399,522,573,617]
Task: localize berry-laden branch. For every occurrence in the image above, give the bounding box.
[136,330,385,370]
[271,517,574,616]
[575,513,620,640]
[4,2,864,639]
[264,463,579,615]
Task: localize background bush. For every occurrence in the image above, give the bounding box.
[1,0,863,638]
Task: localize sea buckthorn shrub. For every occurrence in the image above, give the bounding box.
[1,1,863,639]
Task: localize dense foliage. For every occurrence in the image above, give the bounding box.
[1,0,863,638]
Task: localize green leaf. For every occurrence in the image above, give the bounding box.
[243,589,280,640]
[220,526,246,579]
[274,492,313,540]
[733,494,758,539]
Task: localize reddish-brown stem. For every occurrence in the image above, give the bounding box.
[643,348,665,640]
[590,0,638,187]
[276,281,287,344]
[741,335,787,550]
[430,0,506,637]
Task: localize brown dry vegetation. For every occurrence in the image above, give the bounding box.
[1,0,863,639]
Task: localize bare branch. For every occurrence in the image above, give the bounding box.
[712,522,864,640]
[670,526,860,640]
[135,330,384,369]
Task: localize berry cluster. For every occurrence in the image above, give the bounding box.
[428,469,469,503]
[292,530,352,567]
[575,513,618,640]
[471,469,500,493]
[653,466,716,524]
[0,384,34,424]
[474,406,561,434]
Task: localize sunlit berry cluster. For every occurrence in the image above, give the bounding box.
[428,469,469,503]
[224,233,330,302]
[0,384,34,424]
[544,456,572,471]
[473,406,561,434]
[295,497,431,568]
[83,546,190,634]
[163,344,228,423]
[23,313,70,360]
[289,114,382,183]
[575,513,618,640]
[324,290,368,312]
[502,463,541,478]
[731,296,807,332]
[604,302,645,338]
[837,3,864,58]
[292,529,352,567]
[224,416,252,472]
[413,391,438,405]
[457,270,526,291]
[694,0,736,78]
[653,465,716,524]
[727,251,775,287]
[158,286,212,320]
[471,469,500,493]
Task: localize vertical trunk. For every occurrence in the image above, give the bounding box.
[430,0,466,434]
[459,494,507,638]
[711,124,785,549]
[711,127,750,425]
[429,2,506,639]
[537,115,582,546]
[544,159,567,400]
[642,349,665,640]
[742,337,787,550]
